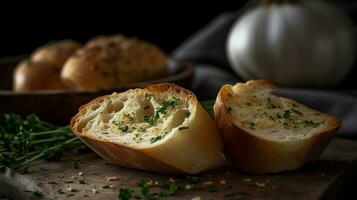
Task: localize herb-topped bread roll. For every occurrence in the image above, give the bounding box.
[61,35,168,90]
[214,80,341,173]
[71,83,222,174]
[13,60,67,91]
[31,39,81,67]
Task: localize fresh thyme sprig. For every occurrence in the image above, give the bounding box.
[0,113,80,173]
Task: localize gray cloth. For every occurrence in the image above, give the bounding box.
[173,10,357,138]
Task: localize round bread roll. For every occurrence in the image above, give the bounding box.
[13,60,67,91]
[61,35,168,90]
[31,39,81,67]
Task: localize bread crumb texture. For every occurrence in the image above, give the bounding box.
[74,85,193,148]
[223,80,337,141]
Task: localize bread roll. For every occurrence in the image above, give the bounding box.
[13,60,67,91]
[31,39,81,67]
[61,35,168,90]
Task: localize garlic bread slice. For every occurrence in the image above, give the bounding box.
[71,83,222,174]
[214,80,341,173]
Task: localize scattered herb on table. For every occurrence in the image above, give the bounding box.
[57,188,65,194]
[207,185,219,192]
[118,180,180,200]
[79,177,86,184]
[24,189,43,197]
[118,188,134,200]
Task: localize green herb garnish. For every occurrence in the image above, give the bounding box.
[150,135,162,144]
[303,120,324,128]
[0,114,80,173]
[118,188,134,200]
[207,185,219,192]
[57,189,65,194]
[79,177,85,184]
[178,126,189,131]
[24,189,42,197]
[145,98,179,125]
[160,182,179,195]
[102,185,111,189]
[267,98,277,109]
[64,179,74,184]
[283,110,291,119]
[248,122,255,129]
[138,180,150,197]
[119,125,129,132]
[291,109,303,116]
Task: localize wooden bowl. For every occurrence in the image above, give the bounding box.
[0,56,194,123]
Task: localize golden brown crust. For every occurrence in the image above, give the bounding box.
[71,83,222,174]
[61,35,168,91]
[31,40,81,67]
[214,80,341,173]
[13,60,67,91]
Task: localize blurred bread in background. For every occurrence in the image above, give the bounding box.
[31,40,81,67]
[13,40,81,91]
[13,60,67,91]
[61,35,168,90]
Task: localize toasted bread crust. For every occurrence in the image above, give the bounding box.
[13,60,68,91]
[214,80,341,173]
[61,35,168,90]
[71,83,222,174]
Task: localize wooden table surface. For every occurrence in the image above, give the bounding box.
[1,138,357,200]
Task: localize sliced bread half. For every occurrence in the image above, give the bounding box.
[71,83,222,174]
[214,80,341,173]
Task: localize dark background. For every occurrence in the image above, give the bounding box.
[0,2,245,57]
[0,1,355,57]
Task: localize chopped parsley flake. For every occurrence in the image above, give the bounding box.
[248,122,255,129]
[267,98,277,109]
[119,125,129,132]
[150,135,162,143]
[118,188,133,200]
[64,179,74,184]
[291,109,303,116]
[207,185,219,192]
[246,102,252,106]
[283,110,291,119]
[303,120,324,128]
[178,126,189,131]
[79,177,85,184]
[160,182,179,195]
[57,189,65,194]
[144,98,179,125]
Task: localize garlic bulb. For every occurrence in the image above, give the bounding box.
[227,0,356,87]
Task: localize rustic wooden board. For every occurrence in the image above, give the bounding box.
[1,138,357,200]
